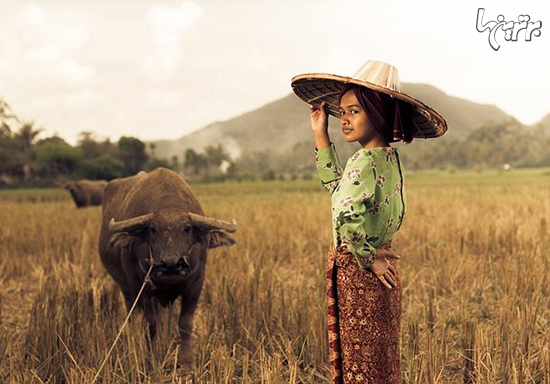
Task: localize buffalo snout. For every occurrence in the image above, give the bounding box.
[154,254,190,274]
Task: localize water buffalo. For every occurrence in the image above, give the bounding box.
[98,168,236,366]
[64,179,107,208]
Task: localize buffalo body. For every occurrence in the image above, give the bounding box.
[98,168,236,366]
[65,179,107,208]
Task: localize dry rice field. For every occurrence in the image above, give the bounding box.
[0,168,549,383]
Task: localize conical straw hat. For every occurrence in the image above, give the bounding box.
[291,60,447,140]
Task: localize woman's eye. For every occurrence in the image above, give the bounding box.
[339,111,345,116]
[351,110,359,114]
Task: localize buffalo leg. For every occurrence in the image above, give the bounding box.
[120,248,146,313]
[142,296,158,370]
[178,293,200,367]
[143,296,158,341]
[120,286,136,312]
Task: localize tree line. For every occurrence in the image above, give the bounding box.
[1,97,549,187]
[0,97,313,186]
[224,121,550,179]
[0,98,249,186]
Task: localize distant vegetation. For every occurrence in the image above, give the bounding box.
[2,95,549,187]
[150,84,550,179]
[0,98,174,187]
[396,121,550,170]
[229,121,550,179]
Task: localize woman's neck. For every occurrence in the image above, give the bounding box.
[360,137,390,149]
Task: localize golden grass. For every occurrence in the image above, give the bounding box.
[0,169,548,383]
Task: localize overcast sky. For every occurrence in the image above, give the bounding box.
[0,0,548,144]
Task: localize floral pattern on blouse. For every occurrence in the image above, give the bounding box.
[316,143,407,270]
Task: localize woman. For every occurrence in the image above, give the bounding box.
[291,60,447,383]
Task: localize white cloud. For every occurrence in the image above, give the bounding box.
[13,5,94,84]
[145,89,185,108]
[0,4,100,142]
[143,1,203,78]
[26,90,103,118]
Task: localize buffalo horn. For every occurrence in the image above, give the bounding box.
[188,213,237,232]
[108,213,155,233]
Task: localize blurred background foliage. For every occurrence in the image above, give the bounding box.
[1,96,549,187]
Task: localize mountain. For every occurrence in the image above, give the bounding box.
[151,82,521,161]
[151,92,311,160]
[530,113,550,134]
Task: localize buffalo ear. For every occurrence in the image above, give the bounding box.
[205,230,236,249]
[109,233,133,249]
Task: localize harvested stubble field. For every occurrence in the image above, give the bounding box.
[0,168,548,383]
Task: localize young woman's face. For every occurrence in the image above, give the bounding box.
[338,89,376,147]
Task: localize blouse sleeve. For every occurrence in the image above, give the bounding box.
[334,154,378,269]
[315,142,343,195]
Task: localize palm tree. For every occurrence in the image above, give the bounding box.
[0,98,19,136]
[16,121,43,181]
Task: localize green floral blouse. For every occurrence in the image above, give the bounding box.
[315,143,407,270]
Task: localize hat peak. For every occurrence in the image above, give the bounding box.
[352,60,401,92]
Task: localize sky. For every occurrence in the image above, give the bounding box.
[0,0,548,144]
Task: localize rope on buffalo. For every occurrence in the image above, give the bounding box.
[91,245,155,383]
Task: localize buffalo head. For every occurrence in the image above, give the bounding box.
[64,181,76,193]
[108,209,236,285]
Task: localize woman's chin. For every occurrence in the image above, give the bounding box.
[343,135,356,142]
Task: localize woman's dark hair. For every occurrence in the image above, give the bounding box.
[337,84,413,144]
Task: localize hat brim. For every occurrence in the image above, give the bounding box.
[291,73,447,140]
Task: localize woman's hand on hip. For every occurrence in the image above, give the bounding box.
[369,258,399,289]
[375,248,401,261]
[310,101,330,149]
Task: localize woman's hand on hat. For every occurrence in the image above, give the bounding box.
[309,101,328,131]
[309,101,330,149]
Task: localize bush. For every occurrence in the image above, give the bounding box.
[261,169,276,181]
[79,155,125,180]
[144,158,171,172]
[117,136,148,176]
[33,142,82,178]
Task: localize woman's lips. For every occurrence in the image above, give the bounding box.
[342,128,353,134]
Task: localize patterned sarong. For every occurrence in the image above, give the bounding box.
[326,241,402,383]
